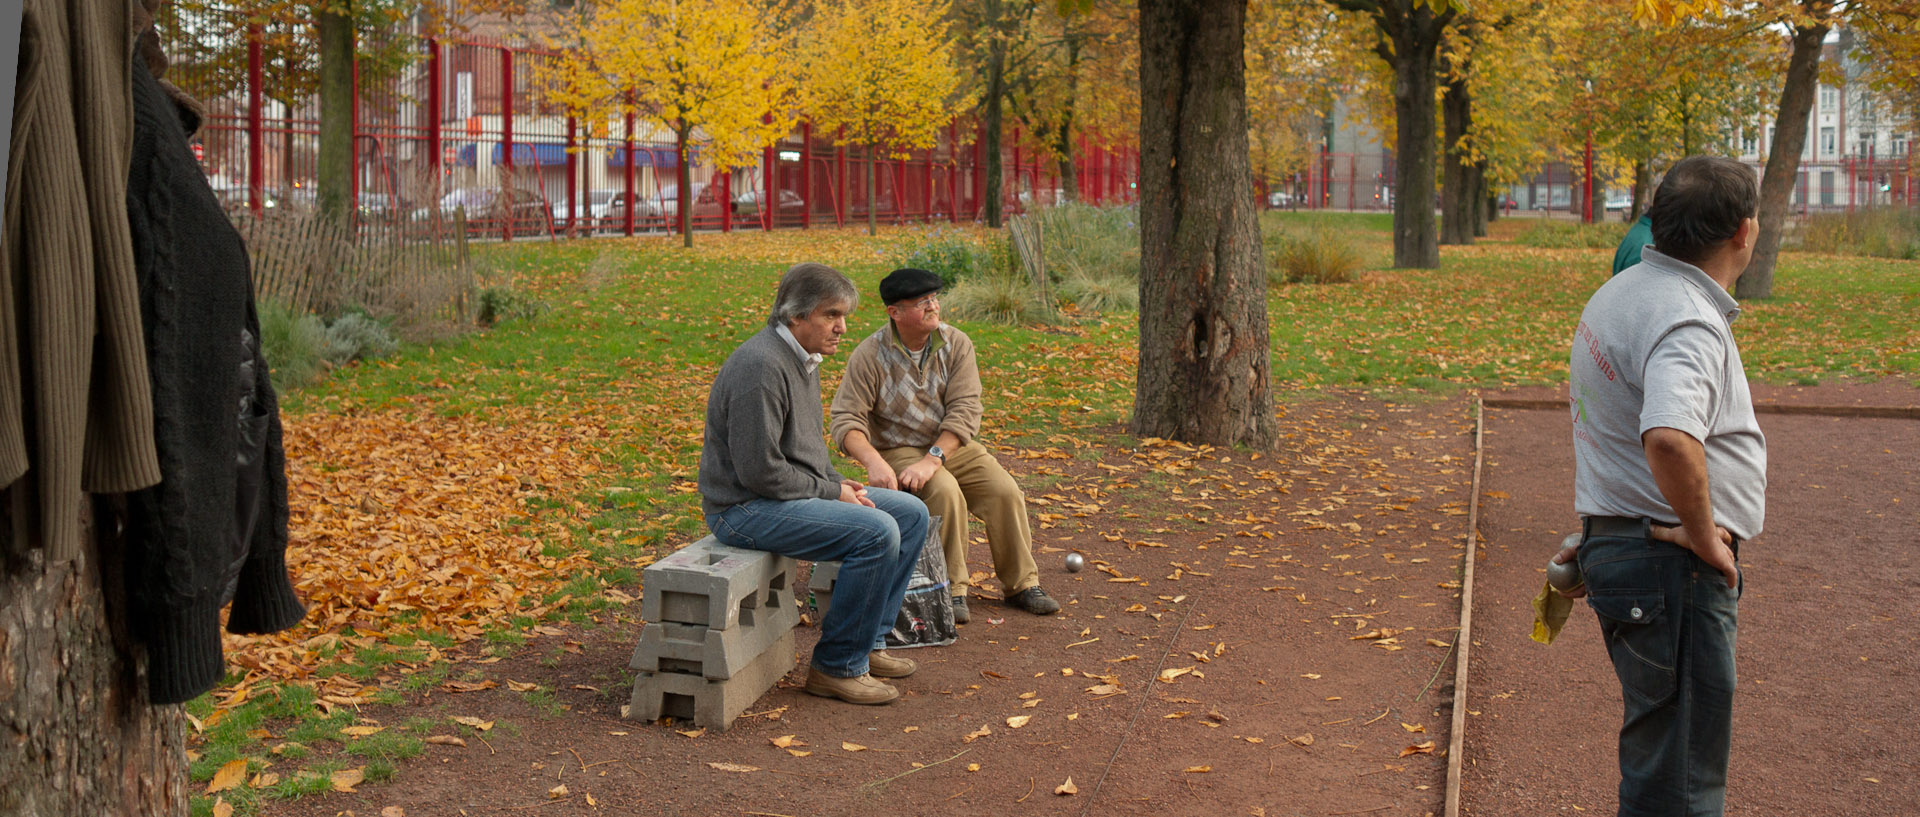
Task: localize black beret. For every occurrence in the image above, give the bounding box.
[879,267,944,305]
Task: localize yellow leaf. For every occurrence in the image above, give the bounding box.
[676,728,707,739]
[963,724,991,743]
[769,735,804,748]
[211,801,233,817]
[331,767,365,792]
[967,763,981,772]
[1399,741,1437,757]
[786,749,811,757]
[206,759,248,794]
[585,793,598,807]
[1055,776,1079,796]
[341,725,385,737]
[451,716,493,731]
[707,762,760,773]
[1006,715,1032,729]
[507,680,539,692]
[1402,723,1426,733]
[842,741,868,752]
[1158,666,1195,683]
[425,735,466,747]
[1290,734,1315,746]
[548,784,569,799]
[1184,765,1212,773]
[249,772,280,789]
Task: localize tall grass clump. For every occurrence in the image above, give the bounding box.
[1794,208,1920,259]
[940,267,1056,326]
[1264,226,1363,285]
[887,226,993,288]
[1023,203,1139,314]
[1513,219,1630,249]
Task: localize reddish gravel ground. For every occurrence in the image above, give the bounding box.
[1462,383,1920,816]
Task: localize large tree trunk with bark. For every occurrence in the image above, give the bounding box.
[1,501,190,817]
[1468,159,1488,237]
[1740,9,1830,300]
[1341,0,1455,268]
[316,4,354,225]
[1440,74,1473,245]
[1133,0,1274,449]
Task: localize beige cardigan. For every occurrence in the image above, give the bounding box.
[1,0,163,559]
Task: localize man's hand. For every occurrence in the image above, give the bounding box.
[1550,541,1588,599]
[1650,522,1739,589]
[839,479,876,508]
[861,457,899,490]
[897,456,941,492]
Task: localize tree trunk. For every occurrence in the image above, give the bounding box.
[1630,157,1652,221]
[1133,0,1274,449]
[1440,73,1473,245]
[1057,35,1081,203]
[866,152,878,235]
[316,4,354,225]
[983,0,1007,228]
[1368,0,1454,269]
[1,500,190,817]
[677,127,693,248]
[1468,159,1488,237]
[1740,8,1830,300]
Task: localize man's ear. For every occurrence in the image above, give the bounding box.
[1733,215,1759,250]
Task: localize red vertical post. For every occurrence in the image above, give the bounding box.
[835,126,847,226]
[500,48,515,242]
[761,110,776,230]
[565,114,578,234]
[947,124,958,223]
[1011,126,1021,214]
[922,149,932,223]
[721,167,733,232]
[801,121,814,230]
[246,24,264,214]
[427,38,442,201]
[623,100,636,236]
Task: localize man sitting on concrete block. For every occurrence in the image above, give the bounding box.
[699,262,930,706]
[830,268,1059,624]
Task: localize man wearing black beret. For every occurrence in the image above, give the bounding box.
[830,268,1058,623]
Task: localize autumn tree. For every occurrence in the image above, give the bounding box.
[1133,0,1274,448]
[801,0,963,235]
[1001,0,1139,203]
[1326,0,1459,269]
[1245,1,1354,201]
[545,0,795,247]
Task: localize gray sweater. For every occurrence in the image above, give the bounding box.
[699,326,844,517]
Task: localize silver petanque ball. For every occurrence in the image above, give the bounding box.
[1064,553,1085,573]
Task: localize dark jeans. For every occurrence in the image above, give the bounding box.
[1580,534,1742,817]
[707,489,927,678]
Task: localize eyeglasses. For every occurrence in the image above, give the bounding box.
[907,294,939,311]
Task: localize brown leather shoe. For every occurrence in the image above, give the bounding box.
[804,667,899,705]
[867,650,918,679]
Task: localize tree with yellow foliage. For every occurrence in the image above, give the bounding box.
[801,0,963,235]
[544,0,796,247]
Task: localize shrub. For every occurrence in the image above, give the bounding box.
[888,228,992,288]
[1513,220,1630,249]
[475,286,549,327]
[1020,203,1139,315]
[1795,208,1920,260]
[322,312,399,364]
[1267,227,1364,285]
[941,269,1054,326]
[258,300,329,391]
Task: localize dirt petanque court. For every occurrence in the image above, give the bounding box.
[273,383,1917,817]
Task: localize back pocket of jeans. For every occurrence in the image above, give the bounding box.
[1588,590,1677,706]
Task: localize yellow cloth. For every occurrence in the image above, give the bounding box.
[1531,580,1575,644]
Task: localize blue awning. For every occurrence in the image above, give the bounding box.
[452,142,571,167]
[607,146,697,169]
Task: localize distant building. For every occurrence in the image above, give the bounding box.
[1736,27,1913,209]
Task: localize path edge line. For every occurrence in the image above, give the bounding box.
[1444,397,1485,817]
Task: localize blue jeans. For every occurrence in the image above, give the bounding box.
[1580,534,1742,817]
[707,488,927,678]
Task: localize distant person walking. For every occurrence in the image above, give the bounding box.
[1612,212,1653,276]
[1564,156,1767,816]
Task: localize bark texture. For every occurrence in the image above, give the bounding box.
[316,4,354,226]
[1133,0,1274,449]
[1,500,189,817]
[1332,0,1456,268]
[1740,6,1830,300]
[1440,74,1473,245]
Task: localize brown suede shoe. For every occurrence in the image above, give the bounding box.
[804,667,899,705]
[867,650,918,678]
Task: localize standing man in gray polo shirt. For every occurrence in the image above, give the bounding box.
[1564,155,1766,817]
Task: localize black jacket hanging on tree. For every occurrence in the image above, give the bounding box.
[122,55,304,705]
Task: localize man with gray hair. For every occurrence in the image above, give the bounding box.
[1564,155,1766,816]
[699,263,930,706]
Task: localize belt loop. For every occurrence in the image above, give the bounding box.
[1580,516,1593,542]
[1638,517,1653,540]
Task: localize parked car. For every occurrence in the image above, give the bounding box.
[730,189,806,223]
[599,191,667,232]
[432,186,552,236]
[550,189,617,224]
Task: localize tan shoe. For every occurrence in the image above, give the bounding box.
[804,668,899,705]
[866,650,918,679]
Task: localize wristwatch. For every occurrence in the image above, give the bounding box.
[928,445,946,462]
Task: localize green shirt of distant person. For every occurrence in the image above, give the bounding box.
[1612,213,1654,276]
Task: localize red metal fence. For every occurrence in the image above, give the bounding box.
[164,10,1139,243]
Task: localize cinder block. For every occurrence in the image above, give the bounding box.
[640,536,794,629]
[628,598,799,679]
[626,628,797,731]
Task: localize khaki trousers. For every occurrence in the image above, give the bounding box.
[878,440,1038,596]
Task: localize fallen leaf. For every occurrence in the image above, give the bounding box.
[842,742,868,752]
[1085,684,1124,696]
[548,784,569,799]
[1290,734,1315,746]
[585,793,598,807]
[442,680,498,693]
[331,767,365,793]
[381,808,406,817]
[1402,723,1426,733]
[249,772,280,789]
[1184,765,1212,773]
[903,726,919,733]
[963,724,992,743]
[425,735,466,747]
[676,728,707,739]
[1158,666,1195,683]
[207,759,248,794]
[1427,639,1452,648]
[1055,776,1078,796]
[1006,715,1031,729]
[707,762,760,773]
[967,763,981,772]
[507,680,540,692]
[1022,698,1041,708]
[770,735,804,748]
[341,725,385,737]
[450,716,493,731]
[786,749,811,757]
[211,801,232,817]
[1400,741,1437,757]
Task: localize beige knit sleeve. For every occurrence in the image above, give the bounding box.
[940,329,983,445]
[828,337,879,450]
